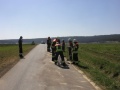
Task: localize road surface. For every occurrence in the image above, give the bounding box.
[0,44,100,90]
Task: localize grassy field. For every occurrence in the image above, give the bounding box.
[1,43,120,89]
[65,43,120,90]
[0,44,37,78]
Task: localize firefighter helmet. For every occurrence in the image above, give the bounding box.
[73,39,77,42]
[68,38,72,42]
[53,39,56,42]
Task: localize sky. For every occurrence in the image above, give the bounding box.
[0,0,120,40]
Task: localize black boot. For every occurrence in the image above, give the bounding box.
[19,54,24,59]
[62,62,67,67]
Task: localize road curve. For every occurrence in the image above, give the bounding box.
[0,44,99,90]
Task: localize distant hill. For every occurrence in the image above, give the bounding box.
[0,38,47,44]
[0,34,120,44]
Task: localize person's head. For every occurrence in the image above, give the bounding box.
[68,38,72,42]
[56,37,60,43]
[53,39,56,42]
[48,37,50,39]
[20,36,23,39]
[73,39,77,43]
[56,37,59,41]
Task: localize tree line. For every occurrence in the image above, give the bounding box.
[0,34,120,44]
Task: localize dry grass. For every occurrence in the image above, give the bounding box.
[0,44,36,78]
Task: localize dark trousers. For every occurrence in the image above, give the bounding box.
[19,47,23,58]
[47,44,51,52]
[68,47,72,60]
[62,46,65,52]
[55,51,64,61]
[73,53,78,62]
[52,49,56,61]
[55,51,67,66]
[19,47,23,53]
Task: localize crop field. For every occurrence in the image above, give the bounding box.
[0,44,36,77]
[65,43,120,90]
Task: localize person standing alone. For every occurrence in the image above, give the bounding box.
[47,37,51,52]
[18,36,24,58]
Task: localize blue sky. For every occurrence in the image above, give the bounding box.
[0,0,120,39]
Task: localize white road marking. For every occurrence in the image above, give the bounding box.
[72,65,102,90]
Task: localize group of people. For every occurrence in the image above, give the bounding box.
[47,37,79,66]
[68,38,79,64]
[47,37,66,66]
[18,36,79,66]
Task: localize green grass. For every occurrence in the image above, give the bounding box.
[0,44,37,77]
[65,43,120,90]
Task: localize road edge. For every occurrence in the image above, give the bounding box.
[67,61,102,90]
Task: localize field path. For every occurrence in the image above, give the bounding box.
[0,44,100,90]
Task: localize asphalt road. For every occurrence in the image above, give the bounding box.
[0,44,101,90]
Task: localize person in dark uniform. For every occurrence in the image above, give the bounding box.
[61,39,65,52]
[51,39,56,61]
[47,37,51,52]
[18,36,24,58]
[72,39,79,64]
[68,38,73,60]
[54,42,66,66]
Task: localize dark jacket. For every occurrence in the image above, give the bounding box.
[47,39,51,45]
[18,38,22,48]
